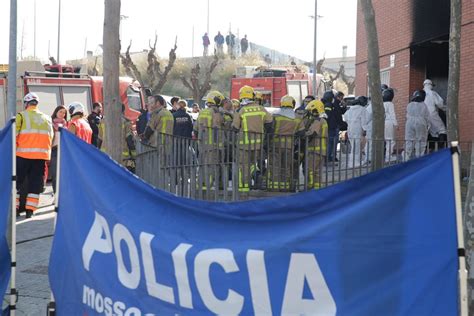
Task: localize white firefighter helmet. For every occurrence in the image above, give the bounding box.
[68,102,85,116]
[23,92,40,105]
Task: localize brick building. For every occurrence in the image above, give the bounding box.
[356,0,474,142]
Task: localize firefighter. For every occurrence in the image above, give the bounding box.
[293,95,315,183]
[268,95,305,191]
[255,91,264,106]
[67,102,93,144]
[305,100,328,189]
[194,90,226,189]
[231,99,241,112]
[16,93,54,218]
[121,105,137,172]
[142,95,174,165]
[232,85,273,193]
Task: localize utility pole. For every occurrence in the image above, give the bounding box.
[57,0,61,64]
[207,0,210,34]
[103,0,122,162]
[34,0,36,59]
[20,20,25,60]
[312,0,318,96]
[8,0,18,118]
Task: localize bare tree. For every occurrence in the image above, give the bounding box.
[88,56,100,76]
[338,64,356,95]
[120,35,178,94]
[359,0,384,171]
[103,0,122,162]
[447,0,462,142]
[181,55,219,104]
[316,57,326,74]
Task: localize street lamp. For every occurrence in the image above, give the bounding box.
[309,0,323,97]
[57,0,61,63]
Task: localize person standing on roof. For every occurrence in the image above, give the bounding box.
[343,96,368,168]
[16,93,54,218]
[68,102,92,144]
[232,85,273,193]
[241,35,249,55]
[214,31,224,56]
[202,32,210,57]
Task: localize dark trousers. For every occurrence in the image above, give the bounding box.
[16,157,45,212]
[50,147,58,193]
[327,128,339,161]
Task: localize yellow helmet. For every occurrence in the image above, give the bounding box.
[239,85,255,100]
[280,95,296,108]
[231,99,240,108]
[305,100,325,115]
[206,90,225,106]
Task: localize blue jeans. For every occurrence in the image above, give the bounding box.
[327,128,339,161]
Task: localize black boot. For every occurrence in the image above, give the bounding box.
[26,210,34,219]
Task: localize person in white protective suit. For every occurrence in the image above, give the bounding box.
[423,79,447,144]
[343,96,368,167]
[405,90,430,158]
[382,88,398,162]
[362,100,372,165]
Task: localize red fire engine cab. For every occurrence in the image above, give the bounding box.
[17,64,145,123]
[230,66,328,107]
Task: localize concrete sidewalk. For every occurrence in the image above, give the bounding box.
[7,185,55,315]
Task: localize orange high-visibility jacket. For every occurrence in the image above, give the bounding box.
[16,107,54,160]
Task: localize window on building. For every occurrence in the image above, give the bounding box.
[367,70,391,97]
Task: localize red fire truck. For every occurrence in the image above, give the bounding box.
[0,64,145,127]
[230,67,328,107]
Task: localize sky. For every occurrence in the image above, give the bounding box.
[0,0,357,64]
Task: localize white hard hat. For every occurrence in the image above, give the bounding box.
[23,92,39,104]
[423,79,433,86]
[68,102,85,115]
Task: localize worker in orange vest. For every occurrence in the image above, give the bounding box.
[16,93,54,218]
[68,102,92,144]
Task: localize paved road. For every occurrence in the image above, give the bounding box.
[7,186,55,315]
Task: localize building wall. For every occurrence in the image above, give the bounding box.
[356,0,474,142]
[459,0,474,141]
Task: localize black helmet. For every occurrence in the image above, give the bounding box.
[411,90,426,102]
[322,90,334,103]
[382,88,394,102]
[352,96,368,107]
[381,84,389,91]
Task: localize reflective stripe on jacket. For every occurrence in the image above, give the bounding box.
[16,107,53,160]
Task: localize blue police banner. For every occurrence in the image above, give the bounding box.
[50,129,459,315]
[0,121,12,301]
